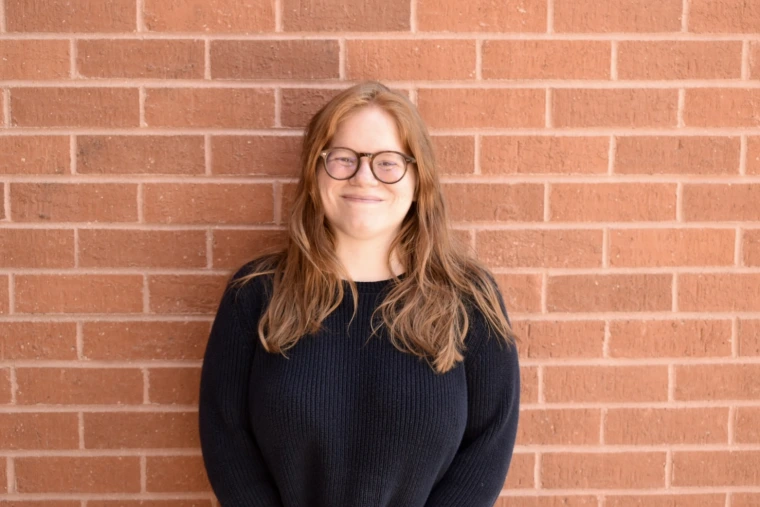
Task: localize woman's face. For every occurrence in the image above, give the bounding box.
[317,106,417,245]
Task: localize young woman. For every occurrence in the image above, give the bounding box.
[199,81,520,507]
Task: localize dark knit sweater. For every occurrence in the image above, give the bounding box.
[199,262,521,507]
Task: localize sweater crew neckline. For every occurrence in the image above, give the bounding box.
[344,274,405,294]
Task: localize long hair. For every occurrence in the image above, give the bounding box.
[233,81,516,374]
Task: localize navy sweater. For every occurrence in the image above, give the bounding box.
[199,262,521,507]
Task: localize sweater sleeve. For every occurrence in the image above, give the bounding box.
[198,269,284,507]
[423,294,521,507]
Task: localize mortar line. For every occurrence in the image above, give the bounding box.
[204,39,211,80]
[204,134,212,175]
[206,229,214,269]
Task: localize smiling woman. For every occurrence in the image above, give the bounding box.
[198,81,520,507]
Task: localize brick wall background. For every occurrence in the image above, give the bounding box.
[1,0,759,505]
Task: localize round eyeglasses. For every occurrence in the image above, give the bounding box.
[320,147,416,184]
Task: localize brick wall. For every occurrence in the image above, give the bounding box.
[1,0,759,505]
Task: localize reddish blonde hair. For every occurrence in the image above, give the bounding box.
[234,81,516,373]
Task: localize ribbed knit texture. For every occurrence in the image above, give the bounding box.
[199,262,521,507]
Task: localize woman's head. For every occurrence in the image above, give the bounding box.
[289,82,446,274]
[236,81,515,373]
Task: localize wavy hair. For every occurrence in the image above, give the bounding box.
[232,81,516,373]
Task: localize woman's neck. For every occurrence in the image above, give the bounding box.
[334,235,405,282]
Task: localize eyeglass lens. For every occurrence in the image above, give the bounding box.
[324,149,406,183]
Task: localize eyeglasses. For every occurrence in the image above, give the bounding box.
[319,147,416,184]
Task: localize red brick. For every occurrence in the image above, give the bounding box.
[749,137,760,174]
[144,88,274,128]
[11,88,139,128]
[15,275,143,314]
[0,279,8,316]
[605,495,725,507]
[736,407,760,443]
[0,369,10,403]
[143,183,274,225]
[417,0,546,32]
[609,228,735,267]
[211,136,301,176]
[148,274,228,315]
[518,409,600,445]
[545,366,668,402]
[444,184,544,222]
[684,184,760,221]
[542,452,666,488]
[675,364,760,401]
[418,89,544,128]
[16,368,144,404]
[495,498,598,507]
[615,136,740,175]
[493,274,542,314]
[347,40,475,80]
[679,274,760,312]
[212,40,339,79]
[78,40,204,79]
[15,457,140,493]
[83,321,210,361]
[79,229,207,268]
[606,408,728,445]
[511,320,604,358]
[477,229,603,268]
[85,412,199,448]
[5,0,135,32]
[144,0,274,32]
[503,453,535,489]
[689,0,760,33]
[738,319,760,356]
[0,413,79,449]
[212,229,288,269]
[548,274,672,312]
[733,494,760,507]
[551,183,676,222]
[684,89,760,127]
[482,136,608,175]
[431,136,474,175]
[609,319,731,358]
[521,366,538,403]
[0,502,80,507]
[283,0,409,31]
[751,43,760,80]
[280,88,342,128]
[0,229,75,268]
[553,89,677,128]
[146,456,210,492]
[554,0,682,32]
[672,451,760,486]
[0,40,69,79]
[149,367,202,405]
[77,135,204,175]
[483,41,609,80]
[0,322,77,360]
[11,183,138,222]
[0,136,69,175]
[618,41,742,79]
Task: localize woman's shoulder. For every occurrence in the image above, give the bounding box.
[226,253,282,307]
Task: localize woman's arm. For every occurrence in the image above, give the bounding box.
[424,296,521,507]
[199,269,283,506]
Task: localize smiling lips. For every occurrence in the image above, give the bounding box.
[342,194,383,203]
